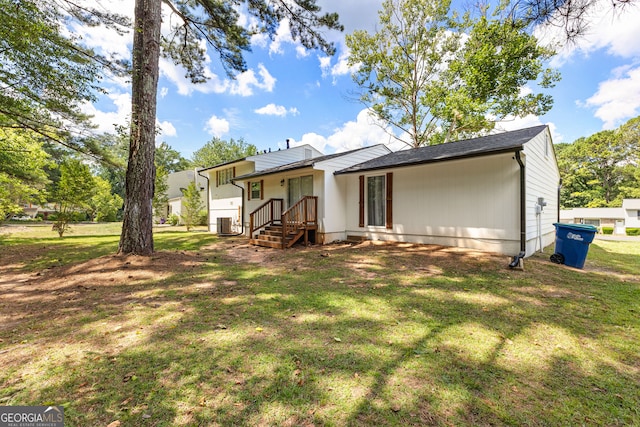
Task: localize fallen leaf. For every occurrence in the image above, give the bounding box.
[255,327,263,332]
[106,421,121,427]
[333,337,342,342]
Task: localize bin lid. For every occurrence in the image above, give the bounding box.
[553,223,598,232]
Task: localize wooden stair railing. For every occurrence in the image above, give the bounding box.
[249,196,318,249]
[281,196,318,248]
[249,198,283,238]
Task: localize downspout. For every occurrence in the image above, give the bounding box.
[509,150,526,268]
[557,178,562,223]
[196,170,210,232]
[228,180,245,236]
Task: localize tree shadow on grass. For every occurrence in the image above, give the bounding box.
[1,240,639,426]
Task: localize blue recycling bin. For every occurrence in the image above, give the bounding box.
[550,223,597,269]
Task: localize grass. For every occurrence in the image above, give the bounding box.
[0,227,639,426]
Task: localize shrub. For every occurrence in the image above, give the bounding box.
[169,214,180,226]
[601,226,613,235]
[626,228,640,236]
[198,211,208,226]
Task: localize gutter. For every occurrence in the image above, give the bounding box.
[509,150,526,269]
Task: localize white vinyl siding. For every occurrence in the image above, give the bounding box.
[344,153,522,254]
[523,128,561,254]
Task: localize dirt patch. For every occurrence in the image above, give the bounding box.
[0,238,509,338]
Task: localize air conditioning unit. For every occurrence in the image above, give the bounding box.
[217,217,232,234]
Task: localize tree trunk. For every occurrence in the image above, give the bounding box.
[118,0,161,255]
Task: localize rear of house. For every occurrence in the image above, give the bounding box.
[234,145,391,246]
[335,126,559,257]
[200,144,323,233]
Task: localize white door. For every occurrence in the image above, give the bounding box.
[615,220,625,235]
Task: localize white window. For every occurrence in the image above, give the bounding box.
[217,167,234,185]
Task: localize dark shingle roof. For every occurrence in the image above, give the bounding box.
[233,145,387,180]
[335,125,548,175]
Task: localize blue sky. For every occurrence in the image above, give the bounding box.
[78,0,640,161]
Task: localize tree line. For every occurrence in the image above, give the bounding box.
[0,127,257,233]
[556,116,640,208]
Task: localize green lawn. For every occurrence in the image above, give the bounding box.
[0,227,638,426]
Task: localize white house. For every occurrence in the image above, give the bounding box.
[206,126,559,260]
[199,144,323,233]
[335,125,560,258]
[561,199,640,234]
[230,145,392,246]
[163,170,208,223]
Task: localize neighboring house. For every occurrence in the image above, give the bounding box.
[199,144,323,233]
[560,199,640,234]
[230,125,558,259]
[19,203,57,219]
[163,169,208,223]
[233,144,392,245]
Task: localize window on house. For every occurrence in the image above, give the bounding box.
[250,181,262,200]
[217,167,235,186]
[288,175,313,206]
[367,175,385,226]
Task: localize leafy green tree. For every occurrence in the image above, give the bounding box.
[53,159,95,237]
[191,137,257,167]
[88,177,123,222]
[156,142,190,173]
[0,0,113,159]
[557,118,639,208]
[346,0,559,147]
[0,129,51,221]
[93,133,128,204]
[152,165,169,223]
[180,181,205,231]
[119,0,343,255]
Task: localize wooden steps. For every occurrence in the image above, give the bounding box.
[250,224,316,249]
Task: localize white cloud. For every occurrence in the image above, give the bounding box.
[159,58,229,96]
[82,91,131,134]
[159,87,169,98]
[319,49,357,83]
[542,0,640,66]
[317,0,383,35]
[205,115,230,137]
[495,115,562,143]
[268,20,295,55]
[292,109,394,153]
[584,65,640,128]
[254,104,299,117]
[230,64,276,96]
[157,120,177,139]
